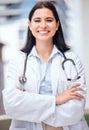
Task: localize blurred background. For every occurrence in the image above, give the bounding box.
[0,0,89,127]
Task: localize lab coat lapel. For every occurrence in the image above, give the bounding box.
[25,57,41,93]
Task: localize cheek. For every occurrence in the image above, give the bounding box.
[30,22,37,31]
[30,25,37,34]
[31,28,38,38]
[51,26,58,34]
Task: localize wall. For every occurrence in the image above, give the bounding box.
[82,0,89,108]
[65,0,89,109]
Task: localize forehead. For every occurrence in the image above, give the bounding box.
[32,8,55,18]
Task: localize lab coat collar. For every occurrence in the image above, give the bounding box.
[28,45,63,58]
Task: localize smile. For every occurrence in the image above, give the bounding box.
[38,30,50,34]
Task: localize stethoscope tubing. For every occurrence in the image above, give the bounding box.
[19,52,80,84]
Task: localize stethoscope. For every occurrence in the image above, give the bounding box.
[19,52,81,85]
[62,52,80,81]
[19,54,28,85]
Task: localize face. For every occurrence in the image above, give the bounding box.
[29,8,59,42]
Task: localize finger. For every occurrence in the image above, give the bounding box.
[76,93,84,98]
[72,93,85,99]
[71,87,84,92]
[69,83,81,89]
[17,87,24,91]
[72,83,81,88]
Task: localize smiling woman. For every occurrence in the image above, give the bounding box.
[28,7,59,61]
[2,1,89,130]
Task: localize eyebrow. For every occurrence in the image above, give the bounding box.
[33,17,54,20]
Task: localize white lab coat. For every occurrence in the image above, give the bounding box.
[2,49,89,130]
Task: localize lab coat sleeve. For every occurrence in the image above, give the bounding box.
[44,52,87,127]
[2,51,55,123]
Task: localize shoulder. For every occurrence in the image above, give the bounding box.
[10,49,26,61]
[8,49,26,67]
[65,50,80,61]
[65,50,84,68]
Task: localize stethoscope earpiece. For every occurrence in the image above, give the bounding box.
[77,76,81,79]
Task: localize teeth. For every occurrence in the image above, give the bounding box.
[39,31,48,34]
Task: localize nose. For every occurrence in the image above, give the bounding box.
[40,21,47,28]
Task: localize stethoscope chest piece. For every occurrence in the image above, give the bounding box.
[19,54,28,84]
[19,76,27,84]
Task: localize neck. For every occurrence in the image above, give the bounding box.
[36,41,53,62]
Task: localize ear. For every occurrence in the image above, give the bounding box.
[28,21,32,31]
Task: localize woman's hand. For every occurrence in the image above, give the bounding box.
[56,83,84,105]
[17,87,25,91]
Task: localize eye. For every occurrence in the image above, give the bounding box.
[33,18,41,23]
[46,19,53,22]
[34,19,41,22]
[46,18,54,22]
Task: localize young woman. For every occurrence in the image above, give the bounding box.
[2,1,89,130]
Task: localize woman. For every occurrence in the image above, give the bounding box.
[2,1,89,130]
